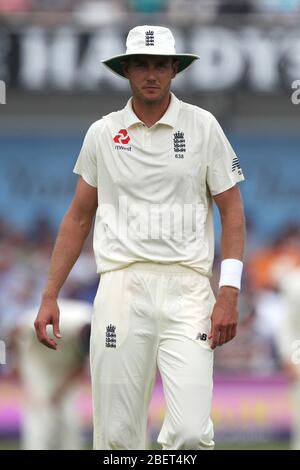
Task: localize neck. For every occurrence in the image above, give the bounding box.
[132,92,171,128]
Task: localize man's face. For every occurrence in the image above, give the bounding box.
[122,55,178,103]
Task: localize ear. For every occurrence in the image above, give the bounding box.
[172,60,179,78]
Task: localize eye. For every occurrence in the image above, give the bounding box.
[157,62,169,70]
[134,61,146,68]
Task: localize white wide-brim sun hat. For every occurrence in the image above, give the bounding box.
[101,25,200,79]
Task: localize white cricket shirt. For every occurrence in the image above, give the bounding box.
[73,92,244,276]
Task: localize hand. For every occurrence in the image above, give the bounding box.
[209,286,238,350]
[34,297,61,350]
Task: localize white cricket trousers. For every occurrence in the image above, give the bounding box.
[290,381,300,450]
[22,391,82,450]
[90,262,215,450]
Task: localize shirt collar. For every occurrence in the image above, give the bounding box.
[124,92,180,129]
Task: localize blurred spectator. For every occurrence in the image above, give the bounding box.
[253,287,285,358]
[31,0,74,11]
[9,298,92,450]
[244,225,300,371]
[218,0,255,15]
[1,0,300,18]
[26,215,54,247]
[0,0,31,13]
[247,225,300,291]
[254,0,300,14]
[73,0,124,26]
[167,0,218,22]
[127,0,167,13]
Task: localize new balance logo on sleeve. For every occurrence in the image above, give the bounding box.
[232,157,240,170]
[232,157,243,176]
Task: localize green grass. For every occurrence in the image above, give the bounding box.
[0,440,20,450]
[215,441,290,450]
[0,440,291,451]
[151,440,290,451]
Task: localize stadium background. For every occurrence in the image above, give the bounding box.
[1,0,300,450]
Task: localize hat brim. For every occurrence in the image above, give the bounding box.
[101,53,199,79]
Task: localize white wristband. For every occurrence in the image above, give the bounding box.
[219,258,243,290]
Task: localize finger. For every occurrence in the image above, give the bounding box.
[231,323,237,340]
[223,324,235,344]
[35,321,57,350]
[218,326,227,346]
[223,324,237,345]
[209,324,220,350]
[219,324,234,345]
[40,337,58,350]
[224,325,233,344]
[34,320,46,342]
[53,320,62,339]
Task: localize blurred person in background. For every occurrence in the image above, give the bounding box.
[248,225,300,293]
[276,266,300,450]
[0,0,31,13]
[31,0,74,11]
[9,298,91,450]
[254,0,300,14]
[34,25,245,450]
[247,225,300,361]
[127,0,167,13]
[218,0,255,15]
[0,217,54,336]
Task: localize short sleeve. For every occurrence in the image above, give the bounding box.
[73,122,98,188]
[206,115,245,196]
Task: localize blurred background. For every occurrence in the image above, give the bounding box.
[1,0,300,450]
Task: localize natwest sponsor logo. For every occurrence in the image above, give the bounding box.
[113,129,131,144]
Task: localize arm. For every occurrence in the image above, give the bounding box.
[34,177,97,350]
[209,184,246,349]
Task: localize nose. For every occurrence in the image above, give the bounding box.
[146,69,157,82]
[145,64,158,80]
